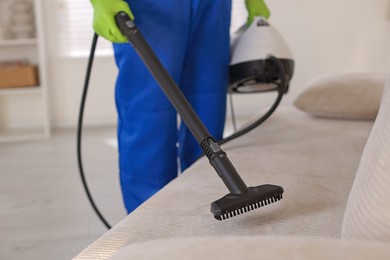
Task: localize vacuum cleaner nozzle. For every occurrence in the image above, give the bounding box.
[211,184,284,220]
[201,137,284,220]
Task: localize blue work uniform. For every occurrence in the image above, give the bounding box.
[114,0,232,213]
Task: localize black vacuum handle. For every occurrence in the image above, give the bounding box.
[115,12,211,143]
[115,12,248,195]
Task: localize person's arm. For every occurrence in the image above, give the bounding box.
[245,0,270,26]
[90,0,134,43]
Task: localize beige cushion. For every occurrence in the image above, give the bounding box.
[294,73,386,120]
[110,236,390,260]
[342,86,390,241]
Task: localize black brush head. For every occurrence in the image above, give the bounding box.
[211,184,284,221]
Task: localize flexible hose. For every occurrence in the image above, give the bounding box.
[228,87,238,132]
[78,35,286,230]
[77,33,112,230]
[219,56,287,146]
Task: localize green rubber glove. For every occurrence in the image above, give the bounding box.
[90,0,134,43]
[245,0,271,26]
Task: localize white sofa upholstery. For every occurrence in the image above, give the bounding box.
[342,78,390,241]
[110,236,390,260]
[75,76,390,259]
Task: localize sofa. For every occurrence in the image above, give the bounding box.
[75,73,390,259]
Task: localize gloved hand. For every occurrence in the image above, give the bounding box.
[245,0,270,26]
[90,0,134,43]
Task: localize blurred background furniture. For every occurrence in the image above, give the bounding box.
[0,0,50,142]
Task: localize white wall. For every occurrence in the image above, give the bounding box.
[42,0,390,128]
[41,0,118,128]
[269,0,390,91]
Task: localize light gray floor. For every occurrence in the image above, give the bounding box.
[0,126,126,260]
[0,119,244,259]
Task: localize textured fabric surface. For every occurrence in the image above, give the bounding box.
[75,107,373,259]
[342,86,390,241]
[294,73,387,120]
[381,74,390,104]
[110,236,390,260]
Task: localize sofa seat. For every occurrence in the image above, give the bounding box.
[75,107,374,259]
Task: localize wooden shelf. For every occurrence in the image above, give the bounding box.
[0,0,50,143]
[0,38,38,47]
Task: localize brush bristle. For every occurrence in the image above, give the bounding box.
[211,184,284,221]
[217,193,283,221]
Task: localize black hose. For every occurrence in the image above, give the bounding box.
[77,33,112,230]
[219,56,287,146]
[228,87,238,132]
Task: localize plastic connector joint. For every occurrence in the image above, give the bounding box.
[200,137,223,160]
[200,137,248,195]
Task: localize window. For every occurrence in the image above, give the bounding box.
[57,0,247,57]
[57,0,112,57]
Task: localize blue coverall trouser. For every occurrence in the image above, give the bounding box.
[113,0,232,213]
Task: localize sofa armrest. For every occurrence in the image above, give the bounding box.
[109,236,390,260]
